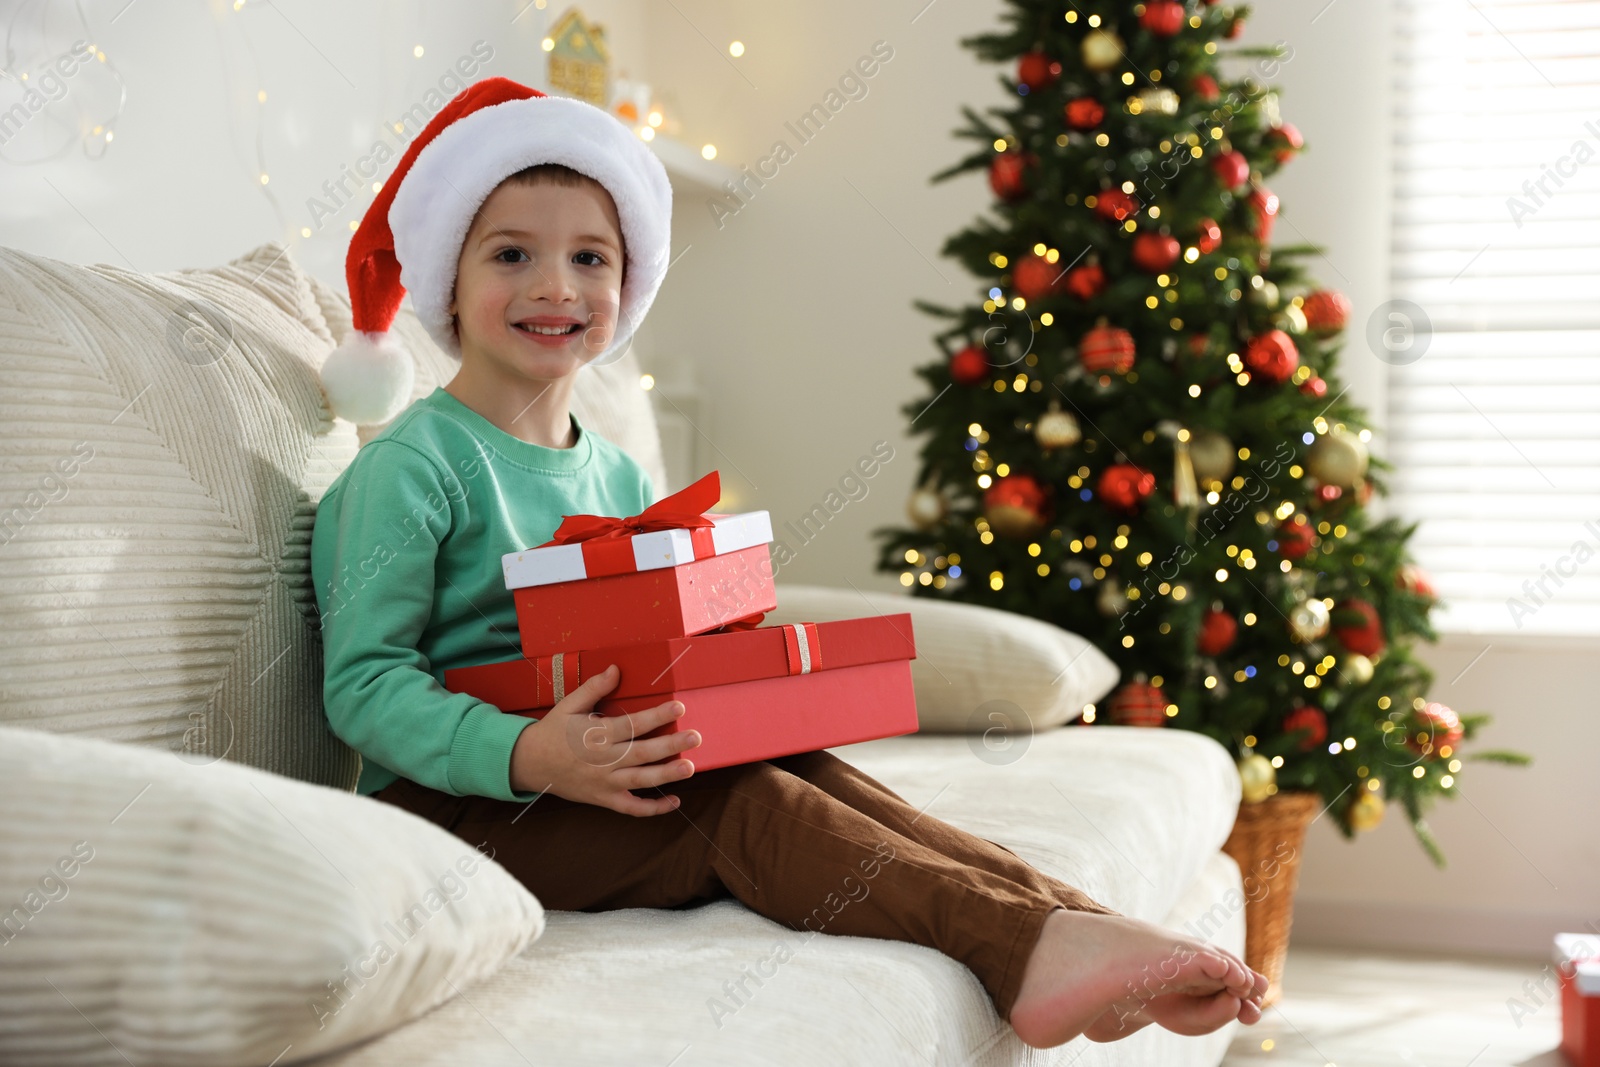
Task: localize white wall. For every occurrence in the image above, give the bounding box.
[2,0,1588,959]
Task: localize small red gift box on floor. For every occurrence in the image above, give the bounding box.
[443,614,919,772]
[502,470,776,658]
[1556,932,1600,1066]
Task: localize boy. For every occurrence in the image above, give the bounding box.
[310,77,1267,1050]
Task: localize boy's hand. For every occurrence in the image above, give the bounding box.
[508,664,701,816]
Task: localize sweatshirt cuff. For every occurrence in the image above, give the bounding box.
[448,703,542,803]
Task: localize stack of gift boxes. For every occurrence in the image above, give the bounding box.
[443,470,920,772]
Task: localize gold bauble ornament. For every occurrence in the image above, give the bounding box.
[1081,29,1125,72]
[1248,279,1280,308]
[1238,753,1277,803]
[1275,304,1308,335]
[1097,580,1131,616]
[1131,87,1179,116]
[1187,429,1236,486]
[1034,402,1082,450]
[906,486,948,530]
[1348,788,1385,832]
[1288,598,1330,642]
[1306,426,1369,489]
[1342,652,1375,685]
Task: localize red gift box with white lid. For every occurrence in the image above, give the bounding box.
[1556,931,1600,1066]
[443,613,919,772]
[501,470,775,657]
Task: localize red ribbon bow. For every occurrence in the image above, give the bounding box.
[538,470,722,548]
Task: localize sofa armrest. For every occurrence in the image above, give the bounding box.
[762,582,1119,733]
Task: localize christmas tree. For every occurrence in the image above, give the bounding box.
[871,0,1529,866]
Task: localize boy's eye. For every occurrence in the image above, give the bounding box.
[495,247,527,263]
[574,251,606,267]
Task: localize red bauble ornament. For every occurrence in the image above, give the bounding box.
[984,473,1050,537]
[1276,517,1315,559]
[989,152,1033,202]
[1406,702,1464,757]
[1226,15,1245,38]
[1248,185,1280,244]
[1299,375,1328,398]
[1266,122,1304,164]
[1013,253,1061,301]
[1397,563,1437,601]
[1198,607,1238,656]
[1186,332,1211,358]
[1283,705,1328,752]
[1244,329,1300,384]
[1191,74,1220,102]
[1131,232,1181,273]
[1098,464,1155,512]
[1080,321,1136,374]
[1212,151,1250,190]
[1140,0,1186,36]
[1065,97,1106,130]
[1302,289,1352,337]
[1333,599,1385,656]
[949,344,990,386]
[1018,49,1062,91]
[1196,217,1222,255]
[1065,262,1107,301]
[1093,188,1141,222]
[1108,680,1169,727]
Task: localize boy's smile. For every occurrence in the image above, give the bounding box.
[445,174,626,447]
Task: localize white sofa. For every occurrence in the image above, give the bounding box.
[0,242,1247,1066]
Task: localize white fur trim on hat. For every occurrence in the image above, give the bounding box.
[387,95,672,368]
[320,330,415,425]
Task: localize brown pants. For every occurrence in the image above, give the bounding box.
[370,748,1121,1020]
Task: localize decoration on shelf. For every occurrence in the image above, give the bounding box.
[1238,753,1277,803]
[1034,401,1082,450]
[608,75,655,128]
[1307,425,1369,488]
[547,7,612,106]
[1109,678,1169,726]
[983,473,1049,537]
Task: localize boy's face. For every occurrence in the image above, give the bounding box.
[449,178,625,383]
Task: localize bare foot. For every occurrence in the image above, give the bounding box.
[1008,908,1269,1049]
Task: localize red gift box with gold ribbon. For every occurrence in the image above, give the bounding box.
[500,470,776,658]
[443,614,919,772]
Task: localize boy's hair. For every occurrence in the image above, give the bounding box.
[451,163,625,348]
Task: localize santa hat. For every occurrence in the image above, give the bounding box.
[319,76,674,425]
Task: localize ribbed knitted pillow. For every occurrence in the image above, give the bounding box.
[0,724,545,1067]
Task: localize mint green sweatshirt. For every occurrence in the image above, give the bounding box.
[309,386,655,801]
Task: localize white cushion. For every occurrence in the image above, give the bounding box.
[0,725,544,1067]
[763,582,1119,734]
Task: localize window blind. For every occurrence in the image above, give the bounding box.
[1387,0,1600,636]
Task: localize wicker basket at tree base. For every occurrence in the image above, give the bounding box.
[1219,789,1322,1009]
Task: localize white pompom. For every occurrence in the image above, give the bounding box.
[319,330,416,425]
